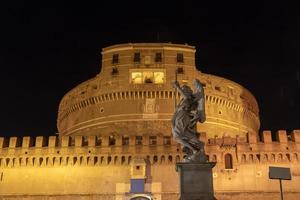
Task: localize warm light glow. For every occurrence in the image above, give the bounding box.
[130,70,165,84]
[131,72,142,84]
[153,72,164,84]
[143,71,154,83]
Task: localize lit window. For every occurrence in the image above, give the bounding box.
[154,72,164,84]
[130,70,165,84]
[143,72,154,83]
[131,72,142,84]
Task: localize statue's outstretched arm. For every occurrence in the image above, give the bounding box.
[173,81,188,99]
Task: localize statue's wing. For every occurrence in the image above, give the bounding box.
[194,79,206,123]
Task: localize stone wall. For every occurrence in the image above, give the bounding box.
[0,130,299,199]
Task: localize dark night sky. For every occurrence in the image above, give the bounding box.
[0,2,299,137]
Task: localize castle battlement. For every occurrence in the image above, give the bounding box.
[1,130,299,149]
[0,130,299,168]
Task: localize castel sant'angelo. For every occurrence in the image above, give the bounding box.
[0,43,299,200]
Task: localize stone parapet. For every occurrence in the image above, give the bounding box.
[0,130,299,168]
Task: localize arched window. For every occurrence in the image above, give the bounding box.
[168,155,173,163]
[79,156,84,165]
[6,158,10,166]
[107,156,112,164]
[224,154,233,169]
[153,156,158,164]
[94,156,98,165]
[121,156,126,164]
[256,154,260,162]
[114,156,118,164]
[12,158,16,167]
[73,157,77,165]
[39,157,43,166]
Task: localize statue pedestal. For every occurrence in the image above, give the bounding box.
[176,162,216,200]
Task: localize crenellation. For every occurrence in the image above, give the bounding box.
[35,136,46,147]
[0,131,299,154]
[276,130,288,143]
[9,137,21,148]
[22,136,34,148]
[75,136,83,147]
[61,136,71,147]
[291,130,300,143]
[247,132,258,144]
[48,136,58,147]
[88,135,96,147]
[262,130,272,143]
[0,137,9,148]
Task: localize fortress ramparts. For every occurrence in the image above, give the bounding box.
[0,130,299,168]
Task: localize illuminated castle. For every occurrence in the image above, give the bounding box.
[0,43,299,200]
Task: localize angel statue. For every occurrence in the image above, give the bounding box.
[171,79,207,163]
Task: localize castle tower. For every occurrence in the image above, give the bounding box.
[57,43,260,139]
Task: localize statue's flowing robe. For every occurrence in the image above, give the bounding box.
[171,96,202,150]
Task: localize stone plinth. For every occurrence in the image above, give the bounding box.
[176,162,216,200]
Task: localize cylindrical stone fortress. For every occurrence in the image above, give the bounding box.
[57,43,260,139]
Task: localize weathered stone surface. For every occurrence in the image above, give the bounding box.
[176,162,216,200]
